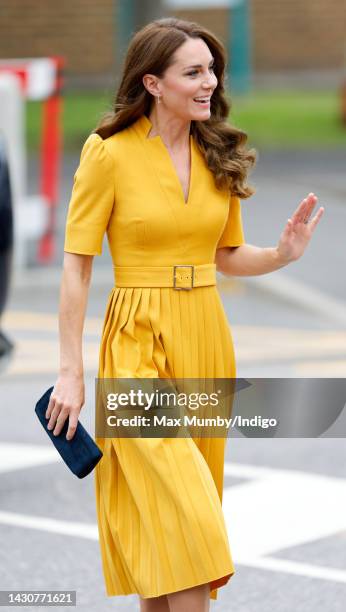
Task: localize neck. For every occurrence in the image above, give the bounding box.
[147,109,191,150]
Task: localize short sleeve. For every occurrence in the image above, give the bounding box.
[63,134,115,256]
[216,195,245,249]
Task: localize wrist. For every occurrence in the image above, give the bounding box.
[59,366,84,379]
[273,246,292,268]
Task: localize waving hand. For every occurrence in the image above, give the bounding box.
[277,193,324,263]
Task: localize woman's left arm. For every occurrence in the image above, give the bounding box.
[216,192,324,277]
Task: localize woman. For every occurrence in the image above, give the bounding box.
[46,17,324,612]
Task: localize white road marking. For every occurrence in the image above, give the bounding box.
[0,443,98,538]
[242,556,346,584]
[223,461,346,582]
[0,446,345,583]
[0,443,61,473]
[0,511,98,540]
[244,273,346,326]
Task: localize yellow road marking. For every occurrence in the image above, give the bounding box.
[232,326,346,361]
[2,311,104,334]
[2,311,345,376]
[2,339,100,376]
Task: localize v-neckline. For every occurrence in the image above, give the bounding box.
[137,114,195,206]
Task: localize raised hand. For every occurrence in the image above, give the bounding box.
[277,193,324,263]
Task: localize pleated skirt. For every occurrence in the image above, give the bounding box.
[94,285,237,600]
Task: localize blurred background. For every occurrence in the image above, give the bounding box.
[0,2,346,611]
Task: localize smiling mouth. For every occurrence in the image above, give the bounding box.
[193,97,211,105]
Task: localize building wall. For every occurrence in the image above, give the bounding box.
[0,1,344,86]
[167,7,228,48]
[251,0,345,70]
[0,0,115,75]
[171,0,345,70]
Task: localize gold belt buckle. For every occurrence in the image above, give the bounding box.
[173,265,195,290]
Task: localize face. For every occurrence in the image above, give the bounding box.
[144,37,218,121]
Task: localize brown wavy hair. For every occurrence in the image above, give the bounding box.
[94,17,257,199]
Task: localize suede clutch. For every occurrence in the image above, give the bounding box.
[35,386,103,478]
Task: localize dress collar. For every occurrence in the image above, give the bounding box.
[135,114,155,139]
[133,114,196,207]
[134,113,193,144]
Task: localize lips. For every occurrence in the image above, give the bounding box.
[193,97,211,103]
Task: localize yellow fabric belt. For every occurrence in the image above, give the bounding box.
[113,263,216,290]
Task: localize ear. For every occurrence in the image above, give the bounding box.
[142,74,161,97]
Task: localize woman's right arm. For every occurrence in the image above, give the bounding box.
[45,252,94,440]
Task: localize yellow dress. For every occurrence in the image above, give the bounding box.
[63,114,246,601]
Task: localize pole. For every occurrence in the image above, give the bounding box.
[115,0,164,87]
[228,0,252,95]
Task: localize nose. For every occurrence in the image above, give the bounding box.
[202,84,214,95]
[202,74,216,90]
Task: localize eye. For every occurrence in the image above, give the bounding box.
[186,65,215,77]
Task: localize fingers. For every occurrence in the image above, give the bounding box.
[51,406,70,436]
[46,396,62,432]
[46,395,80,440]
[292,193,318,225]
[301,195,318,224]
[309,206,325,231]
[290,194,311,221]
[45,394,55,420]
[66,414,79,441]
[284,218,293,235]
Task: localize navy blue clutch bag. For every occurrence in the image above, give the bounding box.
[35,386,103,478]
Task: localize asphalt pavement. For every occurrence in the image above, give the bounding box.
[0,146,345,611]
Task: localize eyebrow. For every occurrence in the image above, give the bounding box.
[183,57,215,70]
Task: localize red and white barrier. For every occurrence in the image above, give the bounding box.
[0,56,64,266]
